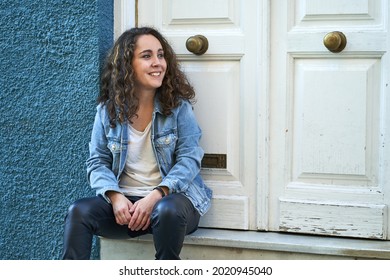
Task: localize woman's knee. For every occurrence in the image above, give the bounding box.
[151,194,195,227]
[65,197,99,222]
[152,199,179,221]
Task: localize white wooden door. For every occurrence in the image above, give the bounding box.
[269,0,390,239]
[136,0,266,230]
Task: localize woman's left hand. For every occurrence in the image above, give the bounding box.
[128,190,162,231]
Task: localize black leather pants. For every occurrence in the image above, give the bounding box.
[62,193,200,260]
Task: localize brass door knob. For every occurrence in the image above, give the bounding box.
[186,35,208,55]
[323,31,347,53]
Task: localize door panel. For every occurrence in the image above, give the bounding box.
[292,58,380,183]
[280,199,386,239]
[164,0,240,29]
[295,0,383,27]
[270,0,390,239]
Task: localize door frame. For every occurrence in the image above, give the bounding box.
[113,0,136,39]
[253,0,271,231]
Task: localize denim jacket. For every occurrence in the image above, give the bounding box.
[86,98,212,216]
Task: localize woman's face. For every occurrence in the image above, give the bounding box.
[132,34,167,93]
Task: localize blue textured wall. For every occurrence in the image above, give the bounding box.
[0,0,113,259]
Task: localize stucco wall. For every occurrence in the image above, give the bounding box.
[0,0,113,259]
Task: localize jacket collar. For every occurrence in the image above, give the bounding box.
[153,91,164,114]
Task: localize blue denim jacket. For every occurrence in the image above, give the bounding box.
[86,98,212,216]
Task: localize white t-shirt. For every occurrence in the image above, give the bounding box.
[119,122,162,197]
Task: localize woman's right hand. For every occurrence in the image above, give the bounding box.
[106,191,133,225]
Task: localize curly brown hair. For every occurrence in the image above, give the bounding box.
[98,27,195,127]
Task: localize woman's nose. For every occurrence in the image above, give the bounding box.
[151,56,161,66]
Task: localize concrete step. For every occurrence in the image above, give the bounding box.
[100,228,390,260]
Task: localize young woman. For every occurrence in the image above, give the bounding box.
[62,27,212,260]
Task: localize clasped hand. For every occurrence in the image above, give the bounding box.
[108,191,161,231]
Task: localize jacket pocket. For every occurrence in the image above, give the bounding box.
[154,131,177,171]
